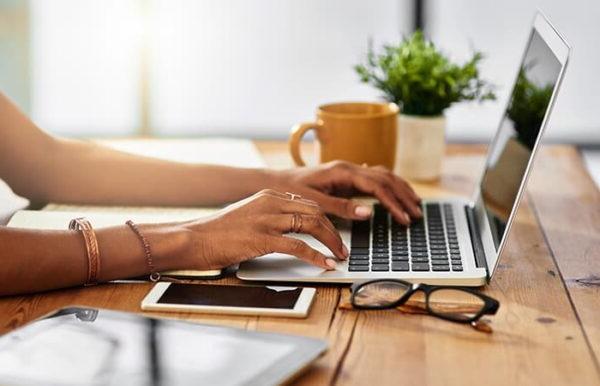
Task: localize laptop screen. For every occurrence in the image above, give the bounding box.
[480,28,562,250]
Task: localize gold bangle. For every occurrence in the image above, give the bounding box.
[69,217,100,286]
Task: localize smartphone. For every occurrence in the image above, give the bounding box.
[141,283,316,318]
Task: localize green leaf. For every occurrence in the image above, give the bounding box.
[354,31,496,116]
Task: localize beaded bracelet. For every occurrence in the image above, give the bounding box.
[69,217,100,286]
[126,220,161,282]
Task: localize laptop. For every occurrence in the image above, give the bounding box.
[238,13,570,286]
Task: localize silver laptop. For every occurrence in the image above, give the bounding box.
[238,13,570,286]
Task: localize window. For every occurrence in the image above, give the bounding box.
[30,0,410,138]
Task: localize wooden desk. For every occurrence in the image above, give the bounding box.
[1,142,599,386]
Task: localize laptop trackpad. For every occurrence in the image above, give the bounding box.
[238,228,351,278]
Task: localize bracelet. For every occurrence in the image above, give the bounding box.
[126,220,161,282]
[69,217,100,286]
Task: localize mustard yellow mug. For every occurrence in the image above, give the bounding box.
[289,102,398,169]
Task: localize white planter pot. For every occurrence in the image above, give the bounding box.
[394,114,446,181]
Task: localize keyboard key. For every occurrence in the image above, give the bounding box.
[349,260,369,266]
[372,258,390,264]
[372,253,390,259]
[372,248,389,253]
[391,255,409,261]
[452,265,463,271]
[430,245,447,250]
[432,265,450,271]
[349,265,369,272]
[431,259,449,265]
[350,254,369,260]
[412,263,430,271]
[371,264,390,272]
[411,257,430,263]
[392,262,410,271]
[351,247,370,255]
[411,252,429,257]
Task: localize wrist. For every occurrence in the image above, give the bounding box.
[139,224,193,272]
[243,168,287,195]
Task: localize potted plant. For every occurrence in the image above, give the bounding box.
[355,31,496,181]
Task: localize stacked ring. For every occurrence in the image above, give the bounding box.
[286,192,302,201]
[290,213,303,233]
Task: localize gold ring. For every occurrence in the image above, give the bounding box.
[286,192,302,201]
[291,213,303,233]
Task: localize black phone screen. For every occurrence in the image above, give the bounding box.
[157,284,303,309]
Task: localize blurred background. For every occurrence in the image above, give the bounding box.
[0,0,598,181]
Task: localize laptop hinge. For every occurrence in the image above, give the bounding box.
[464,205,489,277]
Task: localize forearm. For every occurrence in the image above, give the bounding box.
[11,137,276,206]
[0,224,190,296]
[0,91,275,206]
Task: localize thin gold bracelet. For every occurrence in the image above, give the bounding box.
[126,220,161,282]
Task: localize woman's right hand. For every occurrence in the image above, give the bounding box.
[175,189,349,271]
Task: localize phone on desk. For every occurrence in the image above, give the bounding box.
[142,283,316,318]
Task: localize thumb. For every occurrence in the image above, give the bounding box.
[308,189,372,220]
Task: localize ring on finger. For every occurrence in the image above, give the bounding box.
[290,213,303,233]
[286,192,302,201]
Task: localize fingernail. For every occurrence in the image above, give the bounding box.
[342,244,349,258]
[325,259,337,270]
[354,205,372,218]
[404,213,411,223]
[416,207,423,217]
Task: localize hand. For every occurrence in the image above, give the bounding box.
[177,189,348,270]
[271,161,422,225]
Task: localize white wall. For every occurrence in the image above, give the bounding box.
[30,0,142,136]
[149,0,410,137]
[26,1,600,142]
[28,0,410,138]
[428,0,600,143]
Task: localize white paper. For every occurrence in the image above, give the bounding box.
[96,138,266,168]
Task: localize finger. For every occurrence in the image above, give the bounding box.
[256,188,319,207]
[351,174,412,225]
[267,236,337,270]
[267,214,348,260]
[390,183,423,218]
[303,188,373,220]
[366,166,422,217]
[258,193,344,249]
[385,171,422,204]
[254,190,321,215]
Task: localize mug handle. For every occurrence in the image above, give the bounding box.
[289,121,323,166]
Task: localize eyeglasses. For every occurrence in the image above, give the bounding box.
[350,279,500,332]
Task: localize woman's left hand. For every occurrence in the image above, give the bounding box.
[271,161,422,225]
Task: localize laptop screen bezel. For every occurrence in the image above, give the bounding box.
[470,12,571,279]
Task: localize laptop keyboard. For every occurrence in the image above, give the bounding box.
[348,203,463,272]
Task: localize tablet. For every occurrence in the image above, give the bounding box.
[142,283,316,318]
[0,307,327,386]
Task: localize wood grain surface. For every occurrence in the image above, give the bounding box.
[0,142,598,386]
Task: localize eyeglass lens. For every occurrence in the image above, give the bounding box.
[427,289,486,321]
[353,280,411,308]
